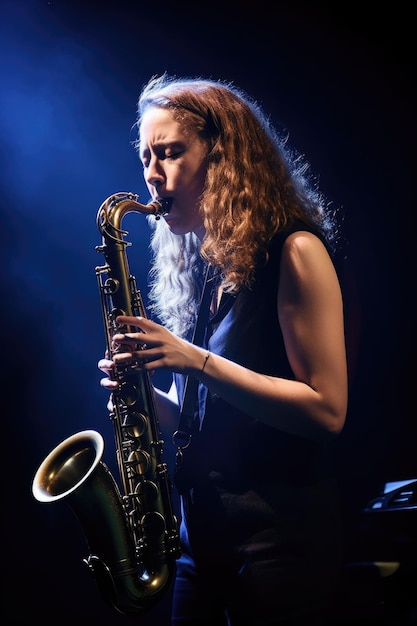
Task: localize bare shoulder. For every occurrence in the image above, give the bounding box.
[283,230,327,252]
[281,230,332,274]
[278,230,342,315]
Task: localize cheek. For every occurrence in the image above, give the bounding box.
[189,163,206,195]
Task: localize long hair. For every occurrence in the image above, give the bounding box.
[135,74,338,338]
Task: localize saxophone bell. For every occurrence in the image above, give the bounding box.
[32,429,104,504]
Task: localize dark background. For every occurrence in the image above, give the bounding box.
[1,1,415,623]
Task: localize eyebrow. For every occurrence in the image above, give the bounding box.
[140,140,186,156]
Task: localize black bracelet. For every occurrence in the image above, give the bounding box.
[201,351,210,372]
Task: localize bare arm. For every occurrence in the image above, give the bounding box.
[195,232,348,441]
[101,232,348,443]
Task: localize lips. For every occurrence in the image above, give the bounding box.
[157,197,173,215]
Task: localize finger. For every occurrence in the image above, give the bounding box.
[98,358,114,368]
[98,359,115,376]
[113,352,136,365]
[112,339,140,354]
[115,315,144,329]
[115,315,155,332]
[100,377,118,390]
[130,350,166,371]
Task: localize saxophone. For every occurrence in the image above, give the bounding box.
[32,192,181,615]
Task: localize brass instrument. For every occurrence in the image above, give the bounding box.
[32,192,181,615]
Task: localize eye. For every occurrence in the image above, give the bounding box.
[166,151,183,161]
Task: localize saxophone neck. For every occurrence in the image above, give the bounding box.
[97,192,171,242]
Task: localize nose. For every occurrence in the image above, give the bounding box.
[145,157,165,189]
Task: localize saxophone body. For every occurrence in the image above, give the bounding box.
[32,193,181,615]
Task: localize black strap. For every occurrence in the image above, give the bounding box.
[173,264,214,451]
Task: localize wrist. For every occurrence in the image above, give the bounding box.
[201,350,210,373]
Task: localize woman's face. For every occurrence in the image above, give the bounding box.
[139,107,208,238]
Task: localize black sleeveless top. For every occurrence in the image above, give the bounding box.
[173,226,343,581]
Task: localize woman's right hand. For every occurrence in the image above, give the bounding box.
[98,333,140,390]
[98,355,119,391]
[98,351,180,434]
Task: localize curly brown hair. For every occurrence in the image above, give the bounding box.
[136,74,337,336]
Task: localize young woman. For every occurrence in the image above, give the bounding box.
[99,74,348,625]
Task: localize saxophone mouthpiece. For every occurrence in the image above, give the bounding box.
[156,197,173,215]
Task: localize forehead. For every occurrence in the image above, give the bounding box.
[139,107,185,144]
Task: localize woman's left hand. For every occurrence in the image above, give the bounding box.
[112,315,204,375]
